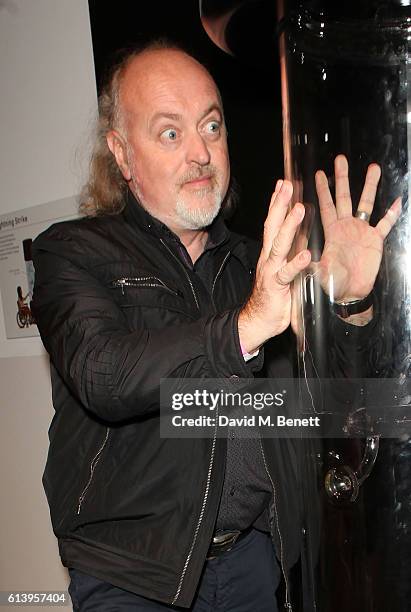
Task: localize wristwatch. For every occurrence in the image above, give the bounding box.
[332,291,374,319]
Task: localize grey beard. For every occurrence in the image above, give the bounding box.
[175,189,223,230]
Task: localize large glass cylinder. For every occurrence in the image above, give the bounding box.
[281,2,411,610]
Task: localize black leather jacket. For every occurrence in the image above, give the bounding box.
[32,194,302,608]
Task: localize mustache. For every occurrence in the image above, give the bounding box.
[178,165,218,186]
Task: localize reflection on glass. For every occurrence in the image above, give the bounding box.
[282,4,411,611]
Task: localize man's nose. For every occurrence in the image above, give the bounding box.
[185,131,211,166]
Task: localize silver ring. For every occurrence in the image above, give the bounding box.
[355,210,370,223]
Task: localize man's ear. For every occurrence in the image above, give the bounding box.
[106,130,132,181]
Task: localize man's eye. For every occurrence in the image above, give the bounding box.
[206,121,220,134]
[161,128,178,141]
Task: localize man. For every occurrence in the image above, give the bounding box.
[32,41,400,611]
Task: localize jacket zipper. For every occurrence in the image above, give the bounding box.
[171,249,231,603]
[172,405,219,605]
[110,276,182,298]
[77,427,110,515]
[159,239,200,311]
[211,250,231,309]
[259,438,293,612]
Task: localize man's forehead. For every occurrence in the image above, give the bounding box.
[119,49,222,120]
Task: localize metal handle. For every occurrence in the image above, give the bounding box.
[325,435,379,502]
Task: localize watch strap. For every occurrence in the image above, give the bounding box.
[332,291,374,319]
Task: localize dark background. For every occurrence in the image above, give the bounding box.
[87,0,284,239]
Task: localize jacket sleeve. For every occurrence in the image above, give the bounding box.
[32,227,260,423]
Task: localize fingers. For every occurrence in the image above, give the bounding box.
[268,202,305,263]
[376,197,402,239]
[316,156,380,230]
[276,249,311,286]
[293,202,313,254]
[262,180,293,259]
[268,179,284,210]
[357,163,381,217]
[315,170,337,232]
[334,154,352,218]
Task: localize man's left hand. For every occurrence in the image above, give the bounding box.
[314,154,401,303]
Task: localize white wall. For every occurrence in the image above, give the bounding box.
[0,0,98,608]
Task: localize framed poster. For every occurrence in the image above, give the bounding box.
[0,196,79,339]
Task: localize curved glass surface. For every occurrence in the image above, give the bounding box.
[282,7,411,612]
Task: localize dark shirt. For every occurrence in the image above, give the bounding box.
[154,212,272,534]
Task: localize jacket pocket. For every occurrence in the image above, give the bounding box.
[110,275,195,322]
[76,427,110,515]
[110,276,183,299]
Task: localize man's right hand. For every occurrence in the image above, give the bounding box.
[238,179,311,354]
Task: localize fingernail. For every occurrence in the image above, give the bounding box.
[388,197,402,215]
[294,203,305,218]
[299,250,309,262]
[276,179,283,191]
